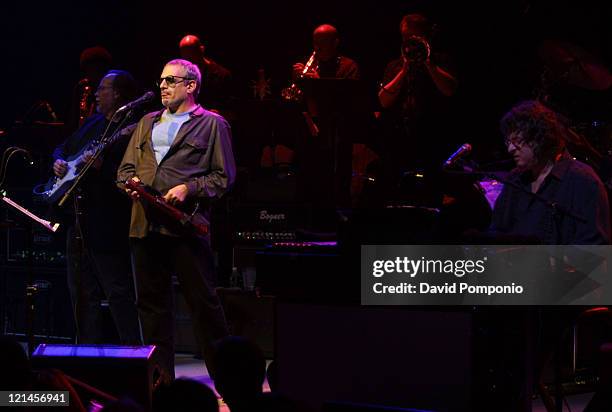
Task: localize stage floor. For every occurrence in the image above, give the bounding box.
[175,353,272,411]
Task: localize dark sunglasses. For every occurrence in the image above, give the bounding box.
[156,75,195,88]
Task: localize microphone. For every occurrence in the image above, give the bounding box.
[41,101,58,122]
[5,147,35,167]
[116,91,155,113]
[443,143,472,169]
[17,147,35,167]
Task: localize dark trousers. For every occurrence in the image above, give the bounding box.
[130,233,229,380]
[66,226,141,345]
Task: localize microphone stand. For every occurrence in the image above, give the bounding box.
[53,107,134,344]
[0,148,60,355]
[58,108,134,208]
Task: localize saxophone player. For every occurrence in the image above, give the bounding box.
[283,24,363,222]
[292,24,360,81]
[273,23,361,172]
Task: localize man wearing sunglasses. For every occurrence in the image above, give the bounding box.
[118,59,236,383]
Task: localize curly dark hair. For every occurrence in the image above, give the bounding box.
[400,13,432,37]
[500,100,567,162]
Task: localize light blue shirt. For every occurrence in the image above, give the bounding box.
[151,109,193,164]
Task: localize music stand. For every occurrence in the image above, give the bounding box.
[299,79,375,219]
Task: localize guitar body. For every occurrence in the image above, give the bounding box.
[35,122,137,205]
[37,149,90,204]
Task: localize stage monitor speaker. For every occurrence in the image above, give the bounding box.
[31,344,158,411]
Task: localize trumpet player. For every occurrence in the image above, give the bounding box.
[377,13,458,198]
[379,14,456,109]
[284,24,362,221]
[291,24,360,81]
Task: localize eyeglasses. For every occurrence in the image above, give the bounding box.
[156,75,195,88]
[504,136,527,149]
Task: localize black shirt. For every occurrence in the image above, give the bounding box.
[490,158,611,245]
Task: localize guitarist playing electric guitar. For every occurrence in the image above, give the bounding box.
[49,70,142,346]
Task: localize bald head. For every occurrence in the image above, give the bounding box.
[313,24,339,62]
[313,24,338,38]
[180,34,202,48]
[179,34,205,64]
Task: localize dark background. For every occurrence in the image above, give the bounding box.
[1,0,611,164]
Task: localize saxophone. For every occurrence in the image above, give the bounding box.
[281,51,318,102]
[78,78,94,126]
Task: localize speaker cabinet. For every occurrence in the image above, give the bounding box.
[31,344,158,411]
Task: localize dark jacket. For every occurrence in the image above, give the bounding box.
[117,105,236,238]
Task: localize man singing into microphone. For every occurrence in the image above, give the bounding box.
[52,70,142,345]
[118,59,235,383]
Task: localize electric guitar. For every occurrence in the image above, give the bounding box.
[35,124,136,205]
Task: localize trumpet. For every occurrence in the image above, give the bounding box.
[281,51,318,102]
[402,35,431,64]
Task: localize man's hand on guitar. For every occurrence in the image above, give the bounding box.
[125,176,141,200]
[53,159,68,178]
[79,149,103,170]
[164,184,189,205]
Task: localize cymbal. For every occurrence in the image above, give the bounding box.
[538,39,612,91]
